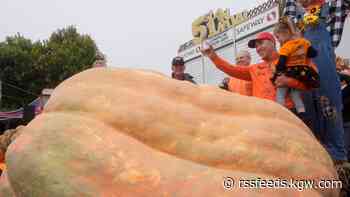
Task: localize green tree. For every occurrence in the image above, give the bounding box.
[41,26,98,87]
[0,26,99,110]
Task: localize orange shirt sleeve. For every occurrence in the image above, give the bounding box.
[286,77,308,91]
[301,38,311,46]
[210,54,252,81]
[279,38,310,57]
[279,43,292,57]
[279,41,295,56]
[0,163,5,171]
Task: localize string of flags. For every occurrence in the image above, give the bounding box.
[0,97,44,121]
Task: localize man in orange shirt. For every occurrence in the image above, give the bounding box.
[202,32,307,111]
[226,50,253,96]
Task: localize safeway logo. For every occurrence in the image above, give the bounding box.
[266,11,277,22]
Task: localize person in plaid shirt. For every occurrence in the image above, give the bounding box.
[285,0,349,47]
[284,0,349,163]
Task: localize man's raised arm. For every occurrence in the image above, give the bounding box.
[201,44,252,81]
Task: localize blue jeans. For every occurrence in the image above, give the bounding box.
[302,9,347,160]
[277,88,305,112]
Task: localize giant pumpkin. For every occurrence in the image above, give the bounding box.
[1,68,339,196]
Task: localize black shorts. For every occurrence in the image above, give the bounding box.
[271,65,320,89]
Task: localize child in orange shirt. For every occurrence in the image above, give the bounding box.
[272,17,319,113]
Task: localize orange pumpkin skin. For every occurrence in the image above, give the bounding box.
[3,68,338,196]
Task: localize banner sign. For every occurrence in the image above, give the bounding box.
[178,6,279,61]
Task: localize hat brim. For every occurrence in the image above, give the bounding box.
[173,63,185,66]
[248,39,257,48]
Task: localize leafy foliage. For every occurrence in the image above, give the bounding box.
[0,26,99,110]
